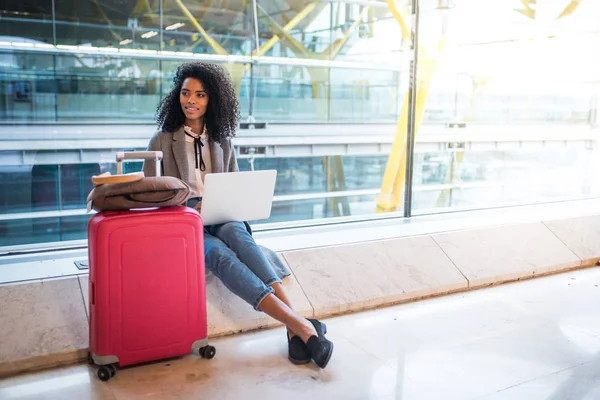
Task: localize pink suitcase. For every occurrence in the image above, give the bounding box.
[87,152,214,382]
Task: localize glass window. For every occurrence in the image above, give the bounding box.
[238,155,389,224]
[0,158,107,247]
[254,0,403,68]
[0,0,54,43]
[0,215,88,247]
[2,0,600,254]
[54,0,160,50]
[54,55,161,121]
[0,52,56,121]
[253,64,330,122]
[260,194,378,225]
[409,0,600,214]
[255,0,329,59]
[0,160,105,214]
[0,0,406,251]
[253,64,400,123]
[0,1,411,250]
[327,2,404,68]
[239,155,387,195]
[161,0,253,55]
[329,69,399,122]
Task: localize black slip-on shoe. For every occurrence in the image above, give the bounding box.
[306,319,334,369]
[307,318,328,336]
[306,335,334,369]
[288,333,311,365]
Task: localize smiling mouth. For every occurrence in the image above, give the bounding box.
[185,106,199,112]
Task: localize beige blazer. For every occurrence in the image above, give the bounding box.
[142,126,238,179]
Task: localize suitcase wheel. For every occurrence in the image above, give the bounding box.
[199,345,216,359]
[97,364,117,382]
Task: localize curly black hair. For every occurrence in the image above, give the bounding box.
[156,62,239,143]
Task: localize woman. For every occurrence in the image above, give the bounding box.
[142,62,334,368]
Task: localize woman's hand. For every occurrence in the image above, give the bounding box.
[193,200,202,212]
[186,197,202,212]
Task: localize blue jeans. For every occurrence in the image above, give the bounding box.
[204,222,281,311]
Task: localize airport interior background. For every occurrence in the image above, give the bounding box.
[2,2,600,399]
[1,0,599,251]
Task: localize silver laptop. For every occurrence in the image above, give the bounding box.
[200,170,277,226]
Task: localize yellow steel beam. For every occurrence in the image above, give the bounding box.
[92,0,124,42]
[257,1,368,61]
[161,0,369,122]
[115,0,321,101]
[279,2,326,40]
[229,1,322,96]
[376,1,446,213]
[435,152,464,208]
[256,3,370,121]
[515,0,585,20]
[252,1,320,57]
[368,7,375,38]
[376,0,583,212]
[333,155,350,216]
[197,0,217,21]
[326,7,370,60]
[230,2,322,97]
[173,0,229,56]
[432,0,586,209]
[166,3,239,89]
[515,0,536,19]
[255,3,345,121]
[323,156,336,216]
[322,156,350,217]
[132,0,153,15]
[308,69,329,121]
[377,49,442,212]
[256,3,311,57]
[434,74,488,207]
[377,0,416,212]
[226,63,248,98]
[170,0,247,92]
[557,0,585,19]
[464,75,491,121]
[385,0,411,41]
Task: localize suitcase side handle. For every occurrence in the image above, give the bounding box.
[116,151,163,176]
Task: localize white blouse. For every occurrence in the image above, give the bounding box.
[183,125,212,198]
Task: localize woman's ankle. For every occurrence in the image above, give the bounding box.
[296,320,318,343]
[287,328,296,339]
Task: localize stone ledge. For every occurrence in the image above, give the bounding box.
[1,215,598,378]
[431,222,582,288]
[0,277,88,378]
[543,215,600,267]
[281,235,468,318]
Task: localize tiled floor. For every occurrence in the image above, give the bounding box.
[1,268,599,400]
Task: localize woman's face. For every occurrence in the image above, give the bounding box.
[180,77,209,123]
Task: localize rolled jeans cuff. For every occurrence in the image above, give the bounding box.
[252,286,275,311]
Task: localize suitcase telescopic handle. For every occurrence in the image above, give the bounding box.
[116,151,163,176]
